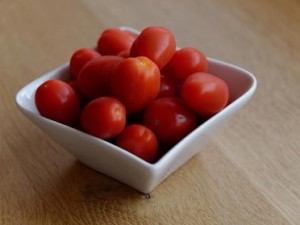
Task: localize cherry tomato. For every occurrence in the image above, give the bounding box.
[130,26,176,69]
[181,72,229,117]
[80,97,126,139]
[157,75,176,98]
[35,80,80,125]
[143,97,197,147]
[162,47,208,84]
[116,124,158,163]
[69,48,101,80]
[97,28,136,56]
[67,80,87,106]
[117,50,130,58]
[110,56,160,113]
[77,56,123,99]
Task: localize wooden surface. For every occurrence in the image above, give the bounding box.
[1,0,300,224]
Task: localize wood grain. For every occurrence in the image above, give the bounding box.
[1,0,300,224]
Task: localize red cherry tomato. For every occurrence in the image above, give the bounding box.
[97,28,136,56]
[69,48,101,80]
[143,97,197,147]
[116,124,158,163]
[35,80,80,125]
[117,50,130,58]
[67,80,88,106]
[162,47,208,84]
[157,75,176,98]
[77,56,123,99]
[130,26,176,69]
[181,72,229,117]
[110,56,160,113]
[80,97,126,139]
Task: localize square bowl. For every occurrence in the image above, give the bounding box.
[15,27,257,193]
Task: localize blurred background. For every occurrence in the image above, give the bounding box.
[1,0,300,224]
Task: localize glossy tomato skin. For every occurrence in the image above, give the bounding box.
[157,75,176,98]
[143,97,197,147]
[110,56,160,113]
[162,47,208,84]
[97,28,136,56]
[35,80,80,125]
[77,56,123,99]
[181,72,229,117]
[80,97,126,139]
[69,48,101,80]
[130,26,176,69]
[116,124,158,163]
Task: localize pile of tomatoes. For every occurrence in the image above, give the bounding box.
[35,26,229,163]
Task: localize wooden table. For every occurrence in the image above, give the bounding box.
[1,0,300,224]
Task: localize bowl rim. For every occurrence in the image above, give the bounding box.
[15,26,257,193]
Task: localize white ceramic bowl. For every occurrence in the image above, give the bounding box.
[15,27,257,193]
